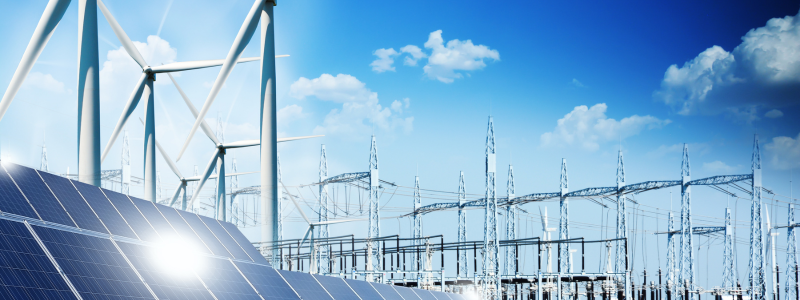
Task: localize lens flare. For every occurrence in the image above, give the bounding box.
[152,237,203,277]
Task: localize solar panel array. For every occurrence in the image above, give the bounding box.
[0,161,464,299]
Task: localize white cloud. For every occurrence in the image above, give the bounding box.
[702,161,738,173]
[764,133,800,170]
[571,78,586,88]
[277,104,305,128]
[540,103,670,151]
[289,74,377,103]
[653,12,800,116]
[403,97,410,108]
[765,109,784,118]
[400,45,426,66]
[725,106,760,124]
[23,72,65,93]
[100,35,177,103]
[370,48,399,73]
[646,143,712,158]
[391,100,403,113]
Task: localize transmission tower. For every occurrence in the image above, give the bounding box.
[40,135,48,172]
[482,116,499,299]
[616,150,627,274]
[505,164,516,276]
[458,171,467,277]
[121,130,131,195]
[368,135,381,275]
[750,135,766,300]
[318,145,330,274]
[156,171,162,202]
[559,158,571,273]
[723,207,736,289]
[414,175,422,272]
[787,204,798,300]
[667,212,677,296]
[231,155,239,225]
[679,144,694,296]
[277,152,282,242]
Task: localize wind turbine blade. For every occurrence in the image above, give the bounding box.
[313,218,367,226]
[277,135,324,143]
[97,0,148,69]
[222,139,259,148]
[282,182,311,225]
[151,57,260,73]
[187,152,220,208]
[166,73,220,146]
[225,171,258,177]
[176,0,265,161]
[538,206,547,229]
[138,118,182,179]
[299,225,313,247]
[276,54,290,58]
[168,182,184,207]
[186,170,256,181]
[100,74,147,163]
[0,0,71,123]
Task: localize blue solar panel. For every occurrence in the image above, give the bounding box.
[394,286,422,300]
[2,164,74,227]
[447,293,465,300]
[217,219,270,265]
[196,214,251,261]
[101,190,159,242]
[37,172,107,234]
[196,257,260,300]
[0,218,76,300]
[0,163,40,220]
[33,225,154,299]
[231,261,299,300]
[115,241,215,300]
[413,288,438,300]
[127,197,179,238]
[277,270,333,300]
[172,209,227,256]
[430,290,453,300]
[71,181,138,239]
[153,205,214,255]
[370,282,404,300]
[313,274,361,300]
[345,278,384,300]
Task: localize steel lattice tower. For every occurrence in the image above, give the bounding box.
[277,153,282,242]
[679,144,694,296]
[482,117,499,299]
[787,204,797,300]
[506,164,516,276]
[318,145,330,274]
[121,130,130,195]
[230,156,239,225]
[750,135,765,300]
[615,150,626,274]
[559,158,571,273]
[368,135,381,274]
[458,171,467,277]
[414,176,422,271]
[723,207,736,289]
[157,171,162,202]
[40,137,48,172]
[667,212,677,295]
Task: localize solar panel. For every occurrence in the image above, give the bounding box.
[173,209,229,256]
[32,225,155,299]
[115,240,215,300]
[447,293,465,300]
[0,218,76,300]
[196,258,261,300]
[414,288,439,300]
[277,270,334,300]
[71,181,138,239]
[345,278,384,300]
[231,261,300,300]
[196,214,252,261]
[101,190,159,242]
[0,163,40,220]
[2,164,74,227]
[430,290,453,300]
[127,196,180,238]
[370,282,404,300]
[393,286,422,300]
[217,219,270,265]
[37,171,107,234]
[153,205,215,255]
[313,274,361,300]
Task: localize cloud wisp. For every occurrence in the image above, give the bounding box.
[764,132,800,170]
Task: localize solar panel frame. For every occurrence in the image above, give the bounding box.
[195,257,261,300]
[277,269,334,300]
[217,220,270,265]
[37,171,107,234]
[153,205,215,255]
[0,218,76,300]
[370,282,405,300]
[71,180,138,239]
[100,189,160,242]
[0,163,40,220]
[1,164,74,227]
[393,285,423,300]
[313,274,361,300]
[32,225,155,300]
[345,278,385,300]
[196,214,252,261]
[231,261,300,300]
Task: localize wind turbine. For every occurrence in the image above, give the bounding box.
[539,206,555,273]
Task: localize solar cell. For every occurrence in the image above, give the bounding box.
[196,258,260,300]
[32,225,154,299]
[370,282,404,300]
[0,163,40,220]
[217,219,270,265]
[196,214,251,261]
[101,190,159,242]
[153,205,214,255]
[430,290,453,300]
[2,164,74,227]
[71,181,138,239]
[394,286,422,300]
[313,274,361,300]
[115,241,215,300]
[277,270,334,300]
[127,196,179,238]
[345,278,384,300]
[231,261,300,300]
[0,218,76,300]
[37,171,107,234]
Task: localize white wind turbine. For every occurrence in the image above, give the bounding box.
[539,206,555,273]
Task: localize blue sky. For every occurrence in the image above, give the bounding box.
[1,0,799,289]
